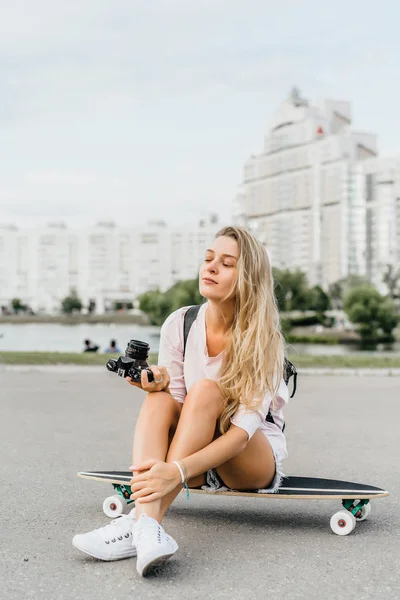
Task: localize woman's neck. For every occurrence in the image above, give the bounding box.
[205,300,235,334]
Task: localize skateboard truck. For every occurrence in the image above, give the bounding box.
[342,498,371,520]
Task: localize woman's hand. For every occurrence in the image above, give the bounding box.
[126,365,170,393]
[129,459,182,503]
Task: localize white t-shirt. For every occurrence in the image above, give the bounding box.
[158,303,289,462]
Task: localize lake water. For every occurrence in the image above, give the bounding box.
[1,323,399,356]
[0,323,162,354]
[289,342,400,356]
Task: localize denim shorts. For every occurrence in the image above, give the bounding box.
[201,451,284,494]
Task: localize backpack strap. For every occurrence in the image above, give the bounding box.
[284,358,297,399]
[266,410,286,433]
[183,305,201,359]
[266,358,297,432]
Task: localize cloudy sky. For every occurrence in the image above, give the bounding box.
[1,0,399,228]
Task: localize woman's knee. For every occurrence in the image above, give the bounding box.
[140,391,182,423]
[184,379,224,416]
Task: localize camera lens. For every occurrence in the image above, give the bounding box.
[125,340,150,360]
[106,359,118,372]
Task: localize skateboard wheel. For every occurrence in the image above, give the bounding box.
[103,494,128,518]
[356,503,372,521]
[330,510,357,536]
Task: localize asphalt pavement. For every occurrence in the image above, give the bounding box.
[1,368,399,600]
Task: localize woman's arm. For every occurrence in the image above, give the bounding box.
[129,425,249,502]
[157,308,187,402]
[180,424,248,480]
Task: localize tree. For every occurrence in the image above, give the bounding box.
[11,298,27,314]
[378,299,399,343]
[61,289,83,314]
[327,281,343,310]
[272,268,315,312]
[382,264,400,300]
[328,275,370,310]
[138,290,171,326]
[138,279,203,326]
[309,285,331,313]
[165,279,203,314]
[113,301,133,311]
[343,285,399,349]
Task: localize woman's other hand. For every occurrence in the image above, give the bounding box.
[126,365,170,393]
[129,459,182,503]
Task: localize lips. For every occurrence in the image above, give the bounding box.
[202,277,218,284]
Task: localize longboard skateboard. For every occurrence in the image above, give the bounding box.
[77,470,388,536]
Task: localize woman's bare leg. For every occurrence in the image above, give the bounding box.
[216,429,276,490]
[132,380,277,524]
[148,379,225,522]
[131,391,182,521]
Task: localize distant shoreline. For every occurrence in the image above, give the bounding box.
[0,313,150,325]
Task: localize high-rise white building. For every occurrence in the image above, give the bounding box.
[361,157,400,291]
[79,221,139,314]
[233,88,380,289]
[0,225,19,308]
[169,214,220,285]
[0,215,219,314]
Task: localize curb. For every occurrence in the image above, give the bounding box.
[0,364,105,373]
[1,365,400,376]
[299,368,400,376]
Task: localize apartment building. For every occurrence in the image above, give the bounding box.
[0,216,219,313]
[233,89,380,289]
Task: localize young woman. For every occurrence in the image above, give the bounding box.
[73,226,289,576]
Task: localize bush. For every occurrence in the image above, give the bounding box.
[343,285,399,349]
[287,314,325,327]
[113,301,134,311]
[286,334,339,345]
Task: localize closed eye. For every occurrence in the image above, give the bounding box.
[204,258,234,268]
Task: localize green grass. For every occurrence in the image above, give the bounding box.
[286,334,340,345]
[0,352,159,366]
[286,354,400,369]
[1,351,400,369]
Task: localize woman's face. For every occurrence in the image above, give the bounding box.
[199,235,239,301]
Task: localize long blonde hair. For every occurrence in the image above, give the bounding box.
[215,226,285,434]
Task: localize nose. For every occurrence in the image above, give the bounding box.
[206,260,218,274]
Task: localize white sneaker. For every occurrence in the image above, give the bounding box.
[72,507,137,561]
[132,514,178,576]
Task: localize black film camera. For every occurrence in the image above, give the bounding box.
[106,339,154,384]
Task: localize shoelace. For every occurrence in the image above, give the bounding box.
[94,509,136,543]
[133,516,162,545]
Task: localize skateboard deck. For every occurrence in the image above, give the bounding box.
[78,470,388,536]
